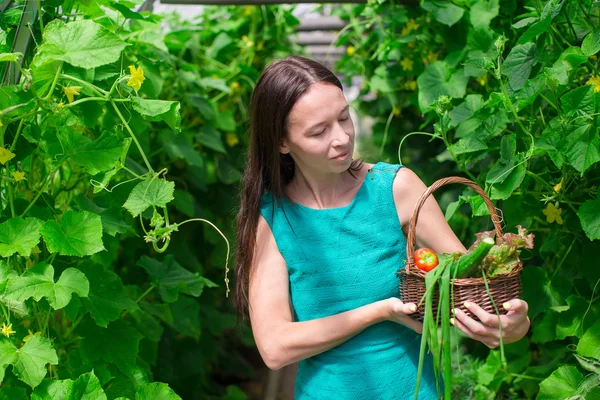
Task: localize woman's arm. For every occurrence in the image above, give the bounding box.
[392,167,530,347]
[249,216,422,370]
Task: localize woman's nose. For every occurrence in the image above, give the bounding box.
[332,122,350,146]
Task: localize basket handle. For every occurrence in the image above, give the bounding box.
[405,177,504,272]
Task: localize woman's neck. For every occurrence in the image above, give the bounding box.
[289,165,363,209]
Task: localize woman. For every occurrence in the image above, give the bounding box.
[234,56,530,399]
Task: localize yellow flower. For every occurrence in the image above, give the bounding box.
[476,74,489,86]
[23,329,41,342]
[404,80,417,91]
[244,5,253,16]
[12,171,26,182]
[542,202,563,224]
[401,18,419,36]
[63,86,82,104]
[57,101,65,109]
[226,132,239,147]
[400,58,413,71]
[347,46,356,56]
[426,51,439,62]
[587,76,600,93]
[0,147,16,165]
[127,65,145,91]
[1,322,15,338]
[553,181,562,192]
[241,35,248,42]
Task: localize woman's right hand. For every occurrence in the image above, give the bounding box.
[383,298,423,334]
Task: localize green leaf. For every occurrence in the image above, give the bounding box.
[564,124,600,175]
[421,0,464,27]
[578,199,600,241]
[557,295,600,339]
[0,387,28,400]
[522,266,571,320]
[0,53,22,62]
[469,0,498,29]
[0,217,43,257]
[135,383,181,400]
[448,94,484,128]
[536,118,565,168]
[79,262,138,327]
[214,110,235,132]
[138,255,217,303]
[131,97,181,133]
[186,94,215,121]
[206,32,233,59]
[449,133,488,155]
[515,75,546,111]
[198,77,231,93]
[531,310,559,344]
[40,211,105,257]
[517,0,564,44]
[123,179,175,218]
[501,43,536,90]
[490,163,525,200]
[538,365,584,400]
[79,319,143,376]
[561,85,596,117]
[4,263,89,310]
[582,28,600,56]
[0,336,58,389]
[159,131,204,167]
[143,295,201,339]
[68,131,124,175]
[417,61,468,111]
[33,20,127,69]
[196,126,226,154]
[31,370,107,400]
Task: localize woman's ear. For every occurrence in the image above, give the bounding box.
[279,138,290,154]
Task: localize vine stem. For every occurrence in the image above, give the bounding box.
[110,101,154,173]
[43,63,63,100]
[379,108,395,158]
[60,74,107,97]
[9,119,25,152]
[178,218,231,297]
[397,131,440,165]
[21,165,60,217]
[581,278,600,337]
[481,270,506,369]
[120,285,156,319]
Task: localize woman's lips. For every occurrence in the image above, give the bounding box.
[333,151,350,160]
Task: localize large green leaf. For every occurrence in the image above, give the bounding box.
[135,383,181,400]
[582,28,600,56]
[448,95,484,128]
[79,319,143,376]
[79,262,138,327]
[138,255,217,303]
[159,131,204,167]
[578,199,600,241]
[0,387,28,400]
[501,43,536,90]
[522,266,571,320]
[561,85,596,117]
[0,337,58,389]
[40,211,105,257]
[537,366,583,400]
[4,263,89,310]
[0,217,43,257]
[131,97,181,133]
[517,0,564,44]
[31,370,107,400]
[421,0,464,26]
[469,0,498,29]
[123,178,175,218]
[143,295,201,339]
[196,125,226,154]
[531,310,558,344]
[564,124,600,175]
[417,61,468,111]
[33,20,127,68]
[67,131,124,175]
[556,295,600,339]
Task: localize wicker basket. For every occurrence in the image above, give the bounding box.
[397,177,522,323]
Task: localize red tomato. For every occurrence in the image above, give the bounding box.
[414,248,439,272]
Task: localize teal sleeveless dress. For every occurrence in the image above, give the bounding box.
[260,162,440,400]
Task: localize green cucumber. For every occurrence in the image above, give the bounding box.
[455,237,495,278]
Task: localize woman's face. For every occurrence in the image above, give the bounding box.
[281,82,355,175]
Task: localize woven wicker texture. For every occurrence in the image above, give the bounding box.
[397,177,522,322]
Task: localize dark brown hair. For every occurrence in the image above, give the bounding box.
[234,56,361,322]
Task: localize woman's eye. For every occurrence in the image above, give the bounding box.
[340,115,350,121]
[313,128,326,136]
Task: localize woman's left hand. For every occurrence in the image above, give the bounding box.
[450,299,530,349]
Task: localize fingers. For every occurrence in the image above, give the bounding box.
[451,317,497,348]
[390,299,418,315]
[503,299,529,316]
[452,307,496,336]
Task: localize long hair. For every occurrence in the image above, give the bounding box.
[234,56,362,323]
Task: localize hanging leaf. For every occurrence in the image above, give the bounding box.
[123,179,175,218]
[4,263,89,310]
[582,28,600,56]
[135,383,182,400]
[417,62,468,111]
[0,217,43,257]
[537,365,583,400]
[578,199,600,241]
[40,211,105,257]
[131,98,181,133]
[502,43,537,90]
[31,370,107,400]
[421,0,464,27]
[0,337,58,388]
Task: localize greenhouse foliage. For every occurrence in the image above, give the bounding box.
[0,2,300,399]
[1,0,600,399]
